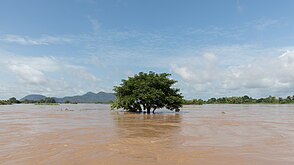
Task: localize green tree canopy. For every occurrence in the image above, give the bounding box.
[111,71,184,113]
[8,97,17,103]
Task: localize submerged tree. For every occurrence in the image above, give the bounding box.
[111,71,184,113]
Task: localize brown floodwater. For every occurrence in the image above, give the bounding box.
[0,104,294,165]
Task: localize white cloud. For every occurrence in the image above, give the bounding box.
[223,50,294,89]
[88,17,101,34]
[203,53,218,69]
[0,50,105,99]
[171,64,194,81]
[171,53,220,84]
[254,19,279,30]
[0,34,72,45]
[65,64,100,82]
[171,50,294,99]
[8,64,47,84]
[242,19,281,31]
[0,53,59,85]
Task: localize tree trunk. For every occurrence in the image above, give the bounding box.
[152,109,156,114]
[146,107,151,114]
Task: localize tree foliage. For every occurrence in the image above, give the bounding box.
[111,71,184,113]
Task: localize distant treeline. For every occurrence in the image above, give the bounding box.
[0,97,77,105]
[0,97,22,105]
[184,95,294,105]
[2,95,294,105]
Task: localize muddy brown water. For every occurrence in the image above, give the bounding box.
[0,104,294,165]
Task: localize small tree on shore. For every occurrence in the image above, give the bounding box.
[111,71,183,113]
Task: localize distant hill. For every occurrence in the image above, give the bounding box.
[20,92,116,103]
[55,92,116,103]
[20,94,46,101]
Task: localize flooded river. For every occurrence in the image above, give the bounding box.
[1,104,294,165]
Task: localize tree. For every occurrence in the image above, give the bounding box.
[37,97,56,104]
[8,97,21,104]
[111,71,184,113]
[8,97,17,103]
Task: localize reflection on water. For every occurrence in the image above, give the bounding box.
[112,112,182,138]
[108,112,183,162]
[0,104,294,165]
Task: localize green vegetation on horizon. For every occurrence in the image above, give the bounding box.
[1,90,294,106]
[2,95,294,106]
[0,97,21,105]
[23,97,57,104]
[0,97,58,105]
[184,95,294,105]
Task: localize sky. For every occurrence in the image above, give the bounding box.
[1,0,294,100]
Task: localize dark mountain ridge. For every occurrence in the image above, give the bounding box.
[20,92,116,103]
[20,94,46,101]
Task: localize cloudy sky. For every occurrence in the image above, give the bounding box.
[1,0,294,99]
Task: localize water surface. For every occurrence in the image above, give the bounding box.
[1,104,294,165]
